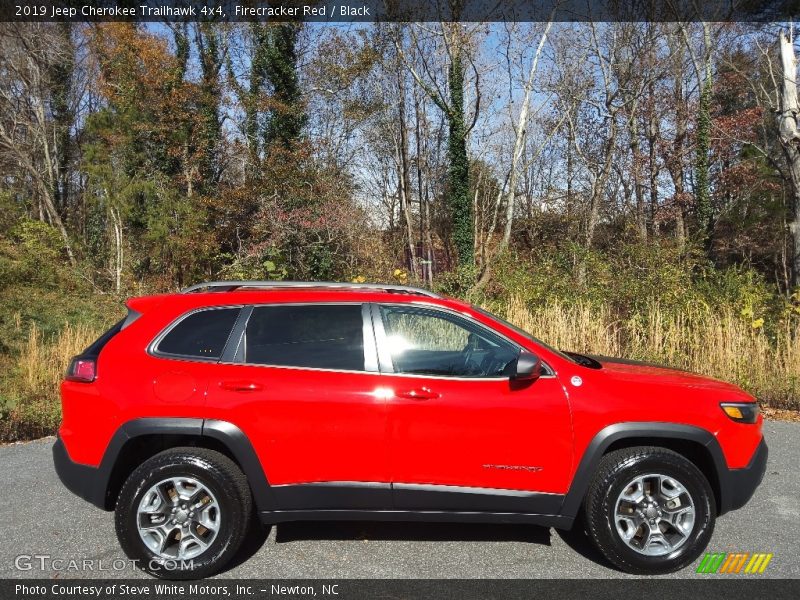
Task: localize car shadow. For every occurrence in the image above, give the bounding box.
[273,520,551,544]
[224,522,273,571]
[554,519,619,571]
[224,519,618,573]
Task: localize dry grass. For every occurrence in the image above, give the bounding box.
[0,320,103,441]
[502,296,800,410]
[19,321,101,398]
[1,299,798,442]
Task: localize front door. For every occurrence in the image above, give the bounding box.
[374,303,572,513]
[205,303,391,510]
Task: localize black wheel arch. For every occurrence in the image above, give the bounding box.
[560,422,729,519]
[77,418,274,511]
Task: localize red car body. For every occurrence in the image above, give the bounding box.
[55,283,767,531]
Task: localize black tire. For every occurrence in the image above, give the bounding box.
[584,446,715,574]
[115,447,253,579]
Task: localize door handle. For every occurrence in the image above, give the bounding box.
[220,380,263,392]
[397,387,438,401]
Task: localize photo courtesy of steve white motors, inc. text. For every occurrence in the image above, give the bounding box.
[14,583,338,597]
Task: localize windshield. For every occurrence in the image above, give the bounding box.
[472,306,579,365]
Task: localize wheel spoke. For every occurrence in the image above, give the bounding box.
[138,486,173,530]
[140,525,176,557]
[659,476,687,501]
[619,477,645,504]
[197,503,219,532]
[173,478,200,502]
[159,527,178,555]
[138,514,169,530]
[178,531,206,559]
[188,487,208,508]
[644,530,672,553]
[140,484,170,514]
[616,516,641,541]
[666,506,694,534]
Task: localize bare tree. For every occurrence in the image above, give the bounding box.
[394,21,483,268]
[778,29,800,286]
[0,23,75,262]
[473,20,556,289]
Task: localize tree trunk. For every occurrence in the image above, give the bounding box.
[194,22,224,190]
[447,49,473,268]
[414,91,434,285]
[696,77,713,248]
[396,70,419,278]
[695,23,714,252]
[646,81,660,239]
[109,203,123,293]
[778,31,800,287]
[669,58,688,247]
[628,112,648,240]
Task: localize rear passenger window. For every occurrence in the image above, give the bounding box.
[245,305,365,371]
[156,308,240,359]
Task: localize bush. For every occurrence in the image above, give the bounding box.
[484,241,779,319]
[0,229,123,441]
[0,322,105,441]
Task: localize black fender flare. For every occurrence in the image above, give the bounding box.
[559,422,728,519]
[69,418,274,511]
[202,418,275,511]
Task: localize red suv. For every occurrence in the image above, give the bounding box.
[54,281,767,578]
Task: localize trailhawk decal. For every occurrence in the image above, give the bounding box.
[482,464,543,472]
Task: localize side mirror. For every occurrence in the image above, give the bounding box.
[513,350,542,381]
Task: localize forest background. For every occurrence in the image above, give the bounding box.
[3,16,800,440]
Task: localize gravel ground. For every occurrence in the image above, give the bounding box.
[0,421,797,579]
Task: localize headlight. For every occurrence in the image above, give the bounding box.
[720,402,760,424]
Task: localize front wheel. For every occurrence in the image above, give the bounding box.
[115,447,252,579]
[584,446,715,574]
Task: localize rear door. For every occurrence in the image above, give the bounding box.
[204,303,392,510]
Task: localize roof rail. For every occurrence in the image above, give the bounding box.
[180,280,441,298]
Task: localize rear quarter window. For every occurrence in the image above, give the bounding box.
[155,307,240,360]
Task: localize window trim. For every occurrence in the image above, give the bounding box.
[371,302,553,380]
[220,305,253,363]
[148,305,243,363]
[234,302,378,374]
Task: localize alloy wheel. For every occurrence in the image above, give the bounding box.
[136,477,221,560]
[613,473,696,556]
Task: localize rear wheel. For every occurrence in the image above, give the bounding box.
[584,446,715,574]
[115,447,252,579]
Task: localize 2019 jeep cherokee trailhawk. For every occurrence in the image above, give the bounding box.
[53,281,768,578]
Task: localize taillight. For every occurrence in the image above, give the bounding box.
[66,357,97,383]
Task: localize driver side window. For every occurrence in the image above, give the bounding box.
[378,305,519,378]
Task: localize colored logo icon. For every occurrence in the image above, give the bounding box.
[696,552,773,574]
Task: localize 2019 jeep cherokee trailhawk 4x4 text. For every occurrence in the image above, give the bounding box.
[53,281,768,578]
